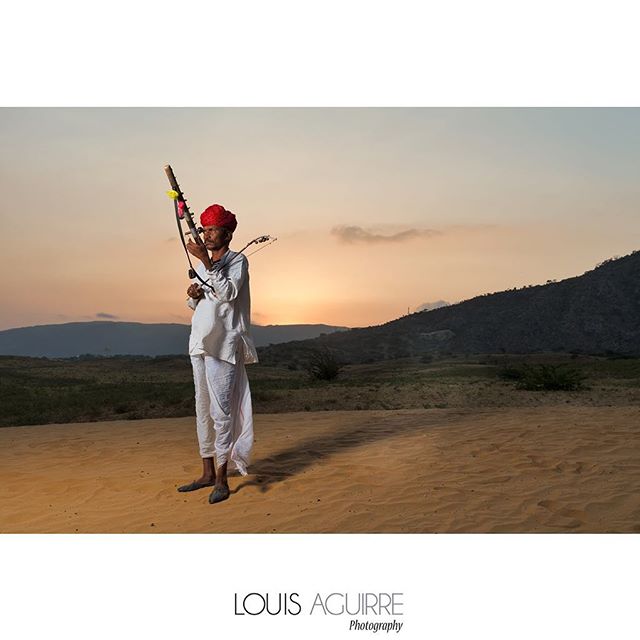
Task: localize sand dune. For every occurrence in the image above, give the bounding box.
[1,407,639,533]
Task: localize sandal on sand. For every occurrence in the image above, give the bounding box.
[208,485,230,504]
[177,480,215,493]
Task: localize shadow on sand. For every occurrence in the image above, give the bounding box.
[230,411,449,495]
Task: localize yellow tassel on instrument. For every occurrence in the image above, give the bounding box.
[166,190,179,200]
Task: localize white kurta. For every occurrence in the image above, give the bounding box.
[186,250,257,473]
[188,250,259,364]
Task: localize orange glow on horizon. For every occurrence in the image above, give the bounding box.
[1,108,639,331]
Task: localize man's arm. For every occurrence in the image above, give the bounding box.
[206,256,248,302]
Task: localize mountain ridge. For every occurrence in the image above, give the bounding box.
[0,321,349,358]
[258,250,640,365]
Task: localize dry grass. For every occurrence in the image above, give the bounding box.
[1,353,639,427]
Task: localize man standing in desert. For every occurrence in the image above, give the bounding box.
[177,204,258,504]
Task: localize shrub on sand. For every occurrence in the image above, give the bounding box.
[307,348,343,381]
[498,366,525,381]
[514,364,586,391]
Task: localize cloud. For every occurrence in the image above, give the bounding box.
[96,312,119,319]
[330,225,441,244]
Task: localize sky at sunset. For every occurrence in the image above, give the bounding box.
[0,107,639,331]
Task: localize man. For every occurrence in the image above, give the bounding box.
[177,203,258,504]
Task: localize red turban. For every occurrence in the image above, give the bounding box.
[200,204,237,232]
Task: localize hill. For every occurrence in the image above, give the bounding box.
[258,250,640,366]
[0,321,348,358]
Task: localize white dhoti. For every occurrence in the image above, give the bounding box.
[190,353,254,476]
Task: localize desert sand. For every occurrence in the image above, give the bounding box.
[1,407,639,533]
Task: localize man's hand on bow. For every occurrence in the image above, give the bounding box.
[186,239,212,269]
[187,283,204,299]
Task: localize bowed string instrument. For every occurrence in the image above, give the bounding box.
[164,164,276,291]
